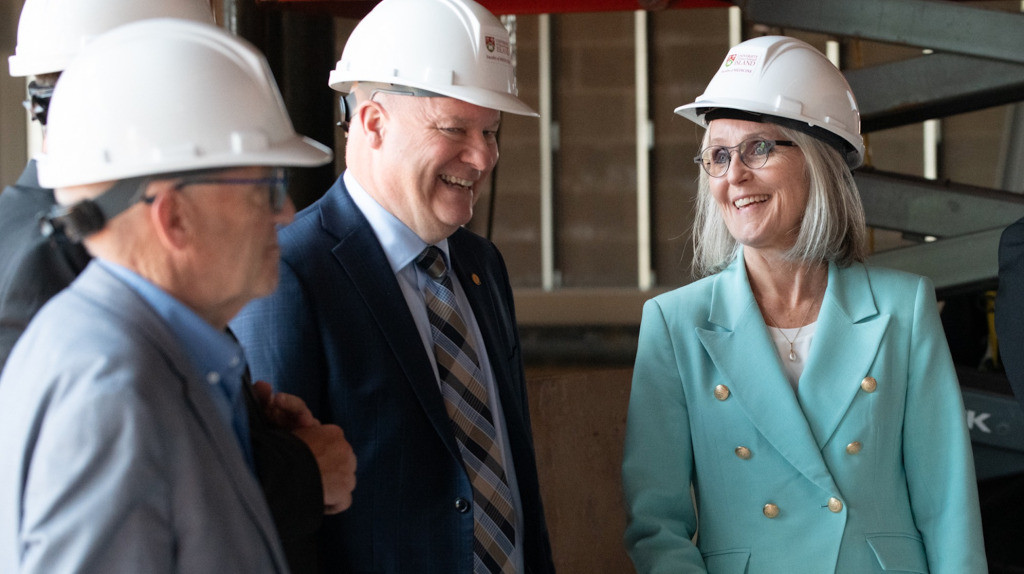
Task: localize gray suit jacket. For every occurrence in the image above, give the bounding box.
[0,262,289,573]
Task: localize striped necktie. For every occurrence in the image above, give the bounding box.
[416,246,517,574]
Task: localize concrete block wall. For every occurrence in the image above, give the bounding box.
[527,367,636,574]
[483,10,734,291]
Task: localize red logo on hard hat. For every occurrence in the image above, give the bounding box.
[724,54,737,67]
[486,36,496,52]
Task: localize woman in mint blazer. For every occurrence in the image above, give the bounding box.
[622,36,987,573]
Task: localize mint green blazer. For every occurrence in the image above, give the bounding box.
[623,255,987,574]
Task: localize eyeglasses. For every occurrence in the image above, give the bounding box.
[171,168,290,212]
[23,81,54,125]
[694,138,797,178]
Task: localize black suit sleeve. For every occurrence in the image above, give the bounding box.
[243,379,324,574]
[0,182,90,371]
[997,217,1024,413]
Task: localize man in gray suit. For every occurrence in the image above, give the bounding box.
[3,1,356,571]
[0,18,333,573]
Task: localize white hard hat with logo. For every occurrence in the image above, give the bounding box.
[328,0,537,117]
[38,18,332,189]
[675,35,864,169]
[8,0,215,77]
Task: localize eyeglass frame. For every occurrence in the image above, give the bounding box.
[141,167,290,213]
[694,138,797,178]
[23,81,55,126]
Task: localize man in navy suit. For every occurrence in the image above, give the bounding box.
[230,0,555,572]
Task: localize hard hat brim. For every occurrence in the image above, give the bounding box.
[38,135,333,189]
[674,100,864,169]
[8,52,66,77]
[329,75,538,118]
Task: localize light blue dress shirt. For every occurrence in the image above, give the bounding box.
[97,259,254,472]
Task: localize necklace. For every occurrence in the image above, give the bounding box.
[761,303,815,362]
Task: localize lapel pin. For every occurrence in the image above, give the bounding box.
[471,273,481,286]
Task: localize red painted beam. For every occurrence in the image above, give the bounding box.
[256,0,733,18]
[479,0,733,13]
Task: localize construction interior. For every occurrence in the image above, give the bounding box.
[2,0,1024,571]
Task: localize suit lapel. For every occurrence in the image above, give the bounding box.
[320,182,463,462]
[697,257,838,495]
[76,264,288,572]
[797,262,889,448]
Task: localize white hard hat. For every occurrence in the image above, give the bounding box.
[328,0,537,117]
[37,18,332,190]
[8,0,215,77]
[675,35,864,169]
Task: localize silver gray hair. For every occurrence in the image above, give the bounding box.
[690,126,867,278]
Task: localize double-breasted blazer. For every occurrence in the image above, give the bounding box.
[0,263,289,573]
[623,254,986,573]
[231,175,555,574]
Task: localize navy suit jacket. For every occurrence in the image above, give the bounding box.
[0,160,90,370]
[997,217,1024,410]
[232,175,555,574]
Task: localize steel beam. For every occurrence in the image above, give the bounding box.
[254,0,733,18]
[857,169,1024,238]
[848,54,1024,133]
[740,0,1024,65]
[867,227,1002,292]
[1000,104,1024,194]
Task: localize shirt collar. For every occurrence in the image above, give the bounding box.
[343,170,450,273]
[96,259,245,390]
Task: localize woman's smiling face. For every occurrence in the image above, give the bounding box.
[706,118,809,257]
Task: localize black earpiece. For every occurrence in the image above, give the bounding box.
[337,92,358,132]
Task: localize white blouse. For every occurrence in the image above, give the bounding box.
[769,320,818,390]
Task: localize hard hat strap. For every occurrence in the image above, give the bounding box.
[41,176,150,243]
[359,82,444,100]
[337,92,359,132]
[338,82,445,132]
